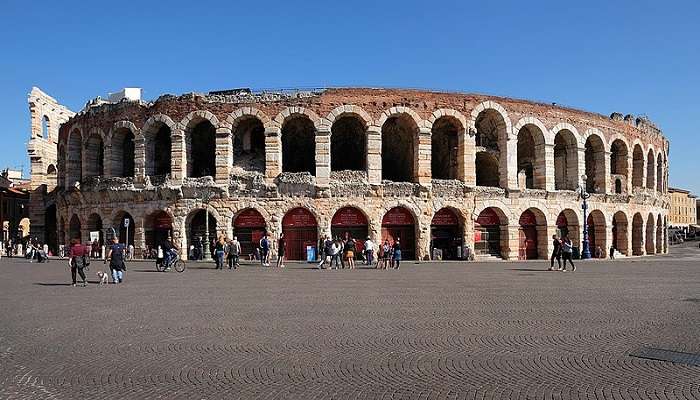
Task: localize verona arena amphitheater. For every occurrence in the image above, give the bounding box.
[27,87,670,261]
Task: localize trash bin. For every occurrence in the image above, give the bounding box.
[306,246,316,262]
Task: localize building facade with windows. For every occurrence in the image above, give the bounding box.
[668,187,697,236]
[34,87,670,260]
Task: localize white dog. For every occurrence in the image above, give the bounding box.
[96,271,109,285]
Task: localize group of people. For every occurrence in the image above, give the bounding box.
[67,236,127,286]
[213,235,243,269]
[549,235,576,272]
[316,236,403,270]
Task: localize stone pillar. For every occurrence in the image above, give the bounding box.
[134,217,145,259]
[574,146,586,190]
[544,143,555,192]
[505,137,518,190]
[503,224,519,260]
[171,128,185,183]
[416,213,431,261]
[416,127,432,185]
[134,134,146,185]
[461,129,475,185]
[215,127,231,185]
[265,126,281,184]
[367,126,382,185]
[626,155,634,194]
[315,127,331,187]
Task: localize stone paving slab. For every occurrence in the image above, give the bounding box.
[0,246,698,399]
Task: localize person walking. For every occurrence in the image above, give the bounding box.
[276,233,286,268]
[259,234,270,267]
[214,236,226,269]
[330,239,342,269]
[344,236,356,269]
[318,236,333,269]
[549,235,562,271]
[560,236,576,272]
[392,238,402,270]
[609,246,616,260]
[364,237,375,267]
[228,236,241,269]
[68,239,88,287]
[106,236,127,284]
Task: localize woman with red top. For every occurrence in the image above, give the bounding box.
[68,239,88,287]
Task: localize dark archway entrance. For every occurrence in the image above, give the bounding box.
[381,207,416,260]
[587,210,607,258]
[518,210,538,260]
[331,116,366,172]
[232,117,265,173]
[431,208,463,260]
[612,211,629,255]
[381,115,417,182]
[331,207,368,258]
[145,211,173,251]
[283,208,318,260]
[282,116,316,175]
[113,212,135,247]
[233,209,267,258]
[188,121,216,178]
[474,208,503,257]
[45,204,57,255]
[187,209,218,259]
[69,215,81,241]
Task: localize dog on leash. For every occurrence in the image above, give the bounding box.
[96,271,109,285]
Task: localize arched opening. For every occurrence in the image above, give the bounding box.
[233,209,267,258]
[610,139,628,193]
[381,207,416,260]
[655,214,663,254]
[663,216,668,253]
[282,116,316,175]
[516,125,546,190]
[66,129,82,187]
[646,149,655,190]
[475,152,500,187]
[69,215,81,241]
[87,213,103,251]
[282,207,318,260]
[42,116,50,139]
[85,133,104,178]
[187,120,216,178]
[331,206,369,258]
[232,117,266,173]
[382,114,417,182]
[46,164,57,188]
[45,204,57,255]
[144,211,173,252]
[474,207,507,258]
[187,209,218,259]
[632,145,644,189]
[475,110,506,188]
[612,211,629,255]
[656,154,663,192]
[553,130,578,190]
[145,124,172,177]
[587,210,607,258]
[584,135,605,193]
[112,212,135,247]
[331,115,366,172]
[645,213,655,255]
[556,209,581,249]
[518,208,547,260]
[431,117,460,180]
[110,128,135,177]
[632,213,644,256]
[430,208,463,260]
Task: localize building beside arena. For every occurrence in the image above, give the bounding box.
[27,87,670,260]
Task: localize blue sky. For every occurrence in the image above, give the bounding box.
[1,1,698,193]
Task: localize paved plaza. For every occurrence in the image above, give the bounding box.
[0,246,699,400]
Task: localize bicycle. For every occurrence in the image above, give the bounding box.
[156,252,186,273]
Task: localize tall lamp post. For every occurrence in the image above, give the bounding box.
[580,174,592,259]
[201,187,213,261]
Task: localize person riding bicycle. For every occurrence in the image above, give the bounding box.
[161,237,177,269]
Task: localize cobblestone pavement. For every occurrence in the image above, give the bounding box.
[0,246,699,400]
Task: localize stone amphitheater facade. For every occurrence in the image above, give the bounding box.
[30,87,670,260]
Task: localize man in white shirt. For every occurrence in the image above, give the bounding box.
[364,237,375,266]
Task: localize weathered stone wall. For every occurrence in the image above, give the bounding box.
[49,88,670,260]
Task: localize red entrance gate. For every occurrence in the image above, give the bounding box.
[233,209,267,257]
[331,207,368,255]
[519,210,538,260]
[283,208,318,260]
[146,211,173,250]
[431,208,462,260]
[381,207,415,260]
[475,208,501,257]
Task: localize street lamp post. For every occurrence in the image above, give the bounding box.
[580,174,592,259]
[201,187,212,261]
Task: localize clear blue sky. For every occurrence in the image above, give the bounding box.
[1,1,698,193]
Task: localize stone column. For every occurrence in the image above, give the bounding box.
[315,127,331,187]
[503,224,519,260]
[461,129,476,186]
[544,143,555,192]
[505,137,518,190]
[416,213,431,261]
[264,126,281,184]
[367,126,382,185]
[215,127,231,185]
[626,155,634,194]
[170,128,185,183]
[602,151,611,194]
[134,134,146,185]
[574,146,586,190]
[415,127,432,185]
[134,217,145,259]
